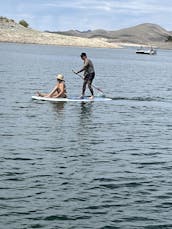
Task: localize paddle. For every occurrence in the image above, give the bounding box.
[72,70,105,96]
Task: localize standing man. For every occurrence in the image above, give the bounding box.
[76,52,95,99]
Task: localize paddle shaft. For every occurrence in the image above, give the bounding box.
[72,70,105,94]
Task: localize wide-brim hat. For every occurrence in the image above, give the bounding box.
[56,74,64,81]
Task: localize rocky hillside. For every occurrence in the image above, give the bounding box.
[0,17,120,48]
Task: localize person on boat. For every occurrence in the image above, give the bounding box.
[36,74,67,98]
[76,52,95,99]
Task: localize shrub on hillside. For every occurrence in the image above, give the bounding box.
[19,20,29,28]
[0,16,14,22]
[166,36,172,42]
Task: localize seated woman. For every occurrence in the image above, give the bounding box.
[37,74,67,98]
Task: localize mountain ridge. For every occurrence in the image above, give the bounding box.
[49,23,172,45]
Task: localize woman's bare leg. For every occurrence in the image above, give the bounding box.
[36,91,47,97]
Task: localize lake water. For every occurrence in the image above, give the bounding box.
[1,42,172,229]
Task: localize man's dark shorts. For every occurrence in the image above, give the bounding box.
[84,72,95,83]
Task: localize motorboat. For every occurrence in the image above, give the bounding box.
[136,46,157,55]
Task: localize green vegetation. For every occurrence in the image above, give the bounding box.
[19,20,29,28]
[166,36,172,42]
[0,16,14,22]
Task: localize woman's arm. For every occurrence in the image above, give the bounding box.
[54,83,65,98]
[46,84,58,97]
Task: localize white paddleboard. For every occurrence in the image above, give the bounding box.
[32,95,112,102]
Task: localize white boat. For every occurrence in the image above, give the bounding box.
[136,47,157,55]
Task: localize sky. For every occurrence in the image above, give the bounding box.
[1,0,172,31]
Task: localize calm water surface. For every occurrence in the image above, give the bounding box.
[0,43,172,229]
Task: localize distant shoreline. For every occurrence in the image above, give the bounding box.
[0,40,146,49]
[0,40,120,49]
[3,40,172,51]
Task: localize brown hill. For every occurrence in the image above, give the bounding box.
[53,23,172,47]
[107,23,171,43]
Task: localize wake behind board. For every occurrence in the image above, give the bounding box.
[32,95,112,102]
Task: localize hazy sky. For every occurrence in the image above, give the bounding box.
[1,0,172,31]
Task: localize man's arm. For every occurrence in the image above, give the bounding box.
[77,59,89,73]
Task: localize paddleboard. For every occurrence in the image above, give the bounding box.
[32,95,112,102]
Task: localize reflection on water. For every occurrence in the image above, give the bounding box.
[76,102,95,149]
[80,102,93,117]
[79,102,94,129]
[51,101,66,114]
